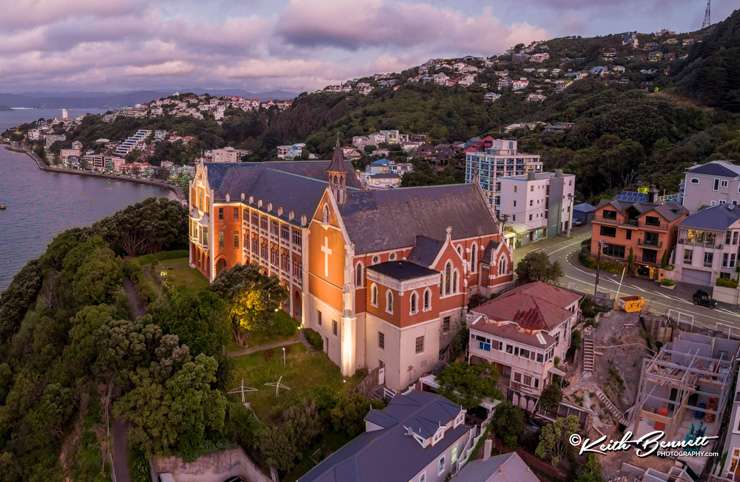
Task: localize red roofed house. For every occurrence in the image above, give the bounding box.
[467,282,581,411]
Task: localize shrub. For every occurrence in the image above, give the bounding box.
[660,279,676,286]
[716,277,738,288]
[272,310,300,338]
[303,328,323,350]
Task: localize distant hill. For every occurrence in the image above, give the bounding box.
[0,89,297,109]
[672,9,740,111]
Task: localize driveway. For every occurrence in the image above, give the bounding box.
[111,419,131,482]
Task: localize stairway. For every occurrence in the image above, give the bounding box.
[595,388,628,426]
[370,385,397,401]
[582,327,595,378]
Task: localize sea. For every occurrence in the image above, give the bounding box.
[0,108,174,291]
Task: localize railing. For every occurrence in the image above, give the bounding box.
[678,238,721,249]
[638,238,662,247]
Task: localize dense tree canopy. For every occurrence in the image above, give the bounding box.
[437,362,501,409]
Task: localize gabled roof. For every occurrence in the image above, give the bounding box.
[687,160,740,178]
[574,202,596,213]
[339,184,498,254]
[454,452,539,482]
[680,204,740,231]
[367,261,438,281]
[596,199,687,222]
[407,235,444,267]
[299,392,466,482]
[327,139,351,174]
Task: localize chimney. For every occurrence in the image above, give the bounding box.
[483,439,493,461]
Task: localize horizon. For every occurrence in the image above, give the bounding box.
[0,0,736,94]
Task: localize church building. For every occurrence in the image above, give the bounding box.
[188,143,514,391]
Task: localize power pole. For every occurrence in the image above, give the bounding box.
[702,0,711,29]
[594,241,603,297]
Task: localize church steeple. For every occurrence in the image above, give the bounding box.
[326,136,349,205]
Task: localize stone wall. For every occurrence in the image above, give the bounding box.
[152,447,274,482]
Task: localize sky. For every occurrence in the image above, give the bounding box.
[0,0,736,94]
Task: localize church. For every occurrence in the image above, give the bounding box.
[188,143,514,391]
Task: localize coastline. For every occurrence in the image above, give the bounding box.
[2,144,184,200]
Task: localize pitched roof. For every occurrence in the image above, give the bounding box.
[688,160,740,178]
[574,202,596,213]
[326,139,351,174]
[299,392,466,482]
[367,261,439,281]
[596,199,687,222]
[680,204,740,231]
[407,236,444,267]
[339,184,498,254]
[454,452,540,482]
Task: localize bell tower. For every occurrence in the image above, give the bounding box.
[326,137,349,205]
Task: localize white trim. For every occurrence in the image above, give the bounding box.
[409,290,419,315]
[386,290,394,314]
[370,283,379,307]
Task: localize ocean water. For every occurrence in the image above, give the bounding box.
[0,108,172,291]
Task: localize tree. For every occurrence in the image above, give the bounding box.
[535,415,581,466]
[492,401,525,448]
[516,251,563,284]
[574,454,604,482]
[539,382,563,413]
[437,362,501,409]
[210,264,287,345]
[330,392,382,438]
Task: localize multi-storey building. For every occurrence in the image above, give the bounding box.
[276,143,305,160]
[590,199,688,279]
[113,129,151,157]
[719,369,740,481]
[682,160,740,213]
[465,139,543,211]
[497,170,575,245]
[674,204,740,288]
[189,144,514,391]
[300,391,474,482]
[467,282,580,411]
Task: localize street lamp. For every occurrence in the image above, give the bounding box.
[282,346,286,367]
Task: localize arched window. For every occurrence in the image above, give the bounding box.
[355,263,364,287]
[452,269,459,294]
[322,204,329,224]
[389,252,396,261]
[410,291,418,314]
[456,245,463,256]
[386,290,394,314]
[370,283,378,306]
[443,261,452,295]
[423,288,431,311]
[498,256,507,276]
[470,244,478,272]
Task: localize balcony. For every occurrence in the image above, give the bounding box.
[677,238,721,249]
[638,238,662,248]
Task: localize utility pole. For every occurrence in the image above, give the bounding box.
[594,241,603,297]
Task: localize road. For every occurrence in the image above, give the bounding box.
[518,227,740,335]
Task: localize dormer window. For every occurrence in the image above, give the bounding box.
[432,429,444,445]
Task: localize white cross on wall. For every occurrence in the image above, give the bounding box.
[321,236,333,277]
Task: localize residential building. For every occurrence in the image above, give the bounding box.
[496,170,575,245]
[674,204,740,288]
[629,332,740,476]
[529,52,550,63]
[590,199,688,279]
[468,282,581,411]
[113,129,151,157]
[464,139,543,210]
[717,368,740,481]
[45,134,66,148]
[208,147,247,163]
[453,452,539,482]
[573,202,596,225]
[189,144,514,391]
[483,92,501,103]
[299,391,475,482]
[366,173,402,189]
[512,79,529,91]
[682,160,740,213]
[276,143,305,160]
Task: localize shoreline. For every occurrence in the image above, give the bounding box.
[2,144,184,200]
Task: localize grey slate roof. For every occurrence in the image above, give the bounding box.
[340,184,498,254]
[688,160,740,178]
[596,199,687,222]
[407,235,444,267]
[453,452,539,482]
[368,261,439,281]
[680,204,740,230]
[299,391,467,482]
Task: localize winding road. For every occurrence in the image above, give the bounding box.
[517,227,740,335]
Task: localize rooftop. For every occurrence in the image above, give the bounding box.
[680,204,740,231]
[687,160,740,178]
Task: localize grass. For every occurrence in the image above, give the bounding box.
[228,343,354,422]
[135,251,208,295]
[226,310,300,352]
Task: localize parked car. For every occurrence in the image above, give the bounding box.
[692,289,717,308]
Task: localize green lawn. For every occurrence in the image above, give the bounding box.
[136,251,208,294]
[228,344,354,422]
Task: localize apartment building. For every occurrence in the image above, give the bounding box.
[497,170,575,245]
[590,199,688,279]
[682,160,740,213]
[674,204,740,287]
[208,147,248,163]
[113,129,151,157]
[468,282,581,411]
[718,369,740,481]
[465,139,543,210]
[276,143,305,160]
[300,391,474,482]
